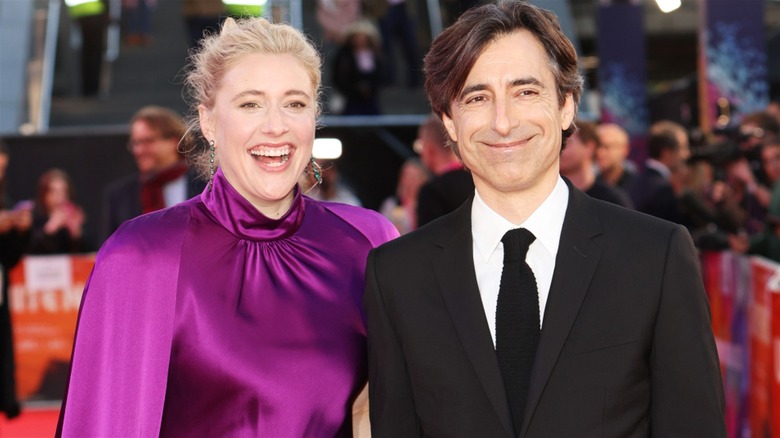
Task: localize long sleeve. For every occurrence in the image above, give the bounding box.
[650,225,726,436]
[364,248,422,437]
[57,207,189,437]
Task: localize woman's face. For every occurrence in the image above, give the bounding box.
[46,177,69,210]
[200,53,317,216]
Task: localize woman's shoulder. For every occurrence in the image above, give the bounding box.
[100,201,195,259]
[312,199,399,246]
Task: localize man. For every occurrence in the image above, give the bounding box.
[627,121,689,224]
[364,2,725,437]
[595,122,634,191]
[415,114,474,227]
[100,106,205,242]
[559,120,632,208]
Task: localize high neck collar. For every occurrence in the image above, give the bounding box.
[201,168,305,241]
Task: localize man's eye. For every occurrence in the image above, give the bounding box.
[465,95,486,104]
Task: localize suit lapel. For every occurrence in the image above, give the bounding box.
[520,184,603,437]
[433,201,515,437]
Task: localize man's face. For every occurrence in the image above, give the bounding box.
[595,127,627,173]
[441,30,574,201]
[762,144,780,184]
[559,132,590,175]
[0,153,7,182]
[128,120,180,175]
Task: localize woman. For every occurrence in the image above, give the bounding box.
[0,139,31,420]
[333,19,383,115]
[57,17,398,436]
[27,169,88,255]
[380,158,430,234]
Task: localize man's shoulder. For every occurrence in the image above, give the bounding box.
[377,202,468,254]
[104,173,139,196]
[575,187,678,233]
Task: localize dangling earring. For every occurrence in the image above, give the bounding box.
[208,140,215,191]
[309,157,322,186]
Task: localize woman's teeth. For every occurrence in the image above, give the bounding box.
[250,147,290,167]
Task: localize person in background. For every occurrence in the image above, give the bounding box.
[748,138,780,261]
[378,0,420,88]
[333,20,384,115]
[0,139,31,420]
[595,122,634,191]
[182,0,224,49]
[27,169,90,255]
[57,17,398,436]
[305,159,363,206]
[559,120,633,208]
[736,111,780,186]
[122,0,156,46]
[627,121,689,223]
[678,156,748,253]
[415,114,474,227]
[364,2,724,435]
[64,0,108,96]
[380,157,430,234]
[316,0,362,45]
[100,105,205,243]
[651,120,692,194]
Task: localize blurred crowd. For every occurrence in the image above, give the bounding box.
[559,106,780,263]
[8,104,780,259]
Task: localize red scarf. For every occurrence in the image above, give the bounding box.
[140,161,189,214]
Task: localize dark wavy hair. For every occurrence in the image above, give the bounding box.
[423,0,582,152]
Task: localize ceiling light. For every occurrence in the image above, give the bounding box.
[313,138,342,160]
[656,0,681,13]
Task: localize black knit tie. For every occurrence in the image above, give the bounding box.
[496,228,540,435]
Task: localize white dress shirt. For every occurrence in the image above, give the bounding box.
[163,175,188,208]
[471,177,569,346]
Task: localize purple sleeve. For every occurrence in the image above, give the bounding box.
[57,207,190,437]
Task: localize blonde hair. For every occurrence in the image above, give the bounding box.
[183,17,322,177]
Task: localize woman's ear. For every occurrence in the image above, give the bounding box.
[198,104,214,141]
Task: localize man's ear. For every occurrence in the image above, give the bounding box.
[198,104,214,141]
[561,93,575,131]
[442,112,458,143]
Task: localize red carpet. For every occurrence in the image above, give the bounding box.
[0,408,59,437]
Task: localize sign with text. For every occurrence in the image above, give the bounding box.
[9,254,94,401]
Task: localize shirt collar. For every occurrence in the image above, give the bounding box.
[472,177,569,262]
[645,158,671,179]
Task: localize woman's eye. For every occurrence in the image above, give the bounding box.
[287,101,307,109]
[240,102,260,109]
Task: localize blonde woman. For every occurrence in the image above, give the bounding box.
[57,17,397,437]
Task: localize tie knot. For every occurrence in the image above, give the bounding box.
[501,228,536,262]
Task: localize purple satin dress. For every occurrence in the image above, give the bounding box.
[57,169,398,437]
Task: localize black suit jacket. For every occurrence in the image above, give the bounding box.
[365,182,725,437]
[627,167,683,224]
[99,169,205,243]
[416,169,475,227]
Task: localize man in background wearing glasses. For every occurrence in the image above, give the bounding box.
[99,106,205,243]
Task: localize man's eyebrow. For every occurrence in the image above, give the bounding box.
[509,77,544,88]
[458,83,488,101]
[457,77,545,101]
